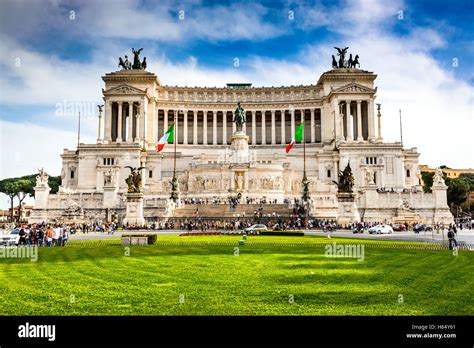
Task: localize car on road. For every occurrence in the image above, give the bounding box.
[413,224,433,233]
[392,224,407,232]
[244,224,268,234]
[368,224,393,234]
[0,229,21,246]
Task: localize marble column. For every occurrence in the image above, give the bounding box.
[193,111,198,145]
[271,110,276,144]
[333,98,341,141]
[105,100,111,143]
[356,100,363,142]
[281,110,286,145]
[183,111,188,145]
[345,101,353,141]
[377,104,383,143]
[261,111,266,144]
[127,102,133,142]
[163,109,168,135]
[135,114,140,143]
[223,111,227,144]
[232,114,236,134]
[368,100,375,142]
[175,110,179,144]
[290,109,295,138]
[252,110,256,145]
[203,110,208,145]
[310,109,315,143]
[97,112,102,144]
[212,110,217,145]
[117,102,123,142]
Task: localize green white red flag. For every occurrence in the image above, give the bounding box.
[285,123,304,153]
[157,123,175,152]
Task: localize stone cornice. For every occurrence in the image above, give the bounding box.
[155,101,325,110]
[316,68,377,86]
[102,70,160,85]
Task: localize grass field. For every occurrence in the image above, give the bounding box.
[0,235,472,316]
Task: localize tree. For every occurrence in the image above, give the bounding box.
[420,171,434,193]
[458,173,474,192]
[445,177,470,217]
[48,176,61,194]
[15,178,34,222]
[0,179,19,222]
[0,174,61,222]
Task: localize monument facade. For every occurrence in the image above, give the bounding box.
[29,48,453,224]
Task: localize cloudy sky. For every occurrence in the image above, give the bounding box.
[0,0,473,207]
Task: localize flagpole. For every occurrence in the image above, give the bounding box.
[174,110,177,175]
[303,115,306,176]
[77,111,81,147]
[170,110,179,203]
[399,109,403,146]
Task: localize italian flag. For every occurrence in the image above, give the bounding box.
[285,123,304,153]
[157,123,175,152]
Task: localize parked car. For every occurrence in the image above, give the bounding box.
[0,229,21,246]
[352,225,364,233]
[368,224,393,234]
[413,224,433,233]
[392,224,407,232]
[244,224,268,234]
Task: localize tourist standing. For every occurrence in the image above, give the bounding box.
[62,229,68,246]
[447,227,458,250]
[46,227,53,247]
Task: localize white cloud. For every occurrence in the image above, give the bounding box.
[0,0,284,43]
[0,119,95,208]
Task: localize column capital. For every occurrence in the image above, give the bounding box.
[356,100,362,105]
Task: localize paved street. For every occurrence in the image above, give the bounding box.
[69,228,474,245]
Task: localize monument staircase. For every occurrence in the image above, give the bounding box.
[173,203,294,219]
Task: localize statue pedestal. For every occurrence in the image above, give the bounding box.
[123,193,145,226]
[431,182,454,224]
[336,192,360,225]
[363,185,378,208]
[29,184,51,224]
[230,131,250,164]
[103,184,117,208]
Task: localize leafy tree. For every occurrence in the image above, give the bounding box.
[0,174,61,222]
[420,171,434,193]
[445,177,469,216]
[459,173,474,192]
[15,178,34,222]
[0,179,19,222]
[48,176,61,194]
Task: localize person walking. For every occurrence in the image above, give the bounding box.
[46,227,54,247]
[62,229,68,246]
[447,227,458,250]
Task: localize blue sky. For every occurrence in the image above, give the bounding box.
[1,0,473,187]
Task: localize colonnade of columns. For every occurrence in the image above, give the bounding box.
[156,109,323,145]
[337,99,375,142]
[104,101,142,143]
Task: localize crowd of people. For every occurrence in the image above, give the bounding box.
[1,223,69,247]
[181,196,284,206]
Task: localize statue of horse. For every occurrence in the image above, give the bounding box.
[347,54,353,68]
[351,55,360,68]
[118,57,126,70]
[331,55,338,69]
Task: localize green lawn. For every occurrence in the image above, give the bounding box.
[0,235,472,315]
